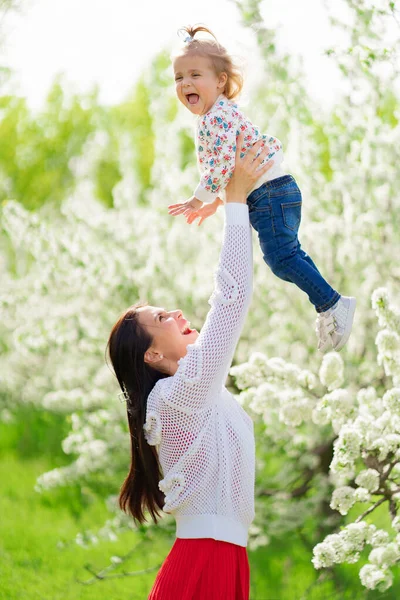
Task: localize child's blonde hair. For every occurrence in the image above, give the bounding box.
[173,25,243,101]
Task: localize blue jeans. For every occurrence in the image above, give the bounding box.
[247,175,340,313]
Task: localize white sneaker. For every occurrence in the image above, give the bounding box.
[316,296,356,353]
[315,312,335,353]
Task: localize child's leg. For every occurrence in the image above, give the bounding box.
[297,244,321,275]
[247,176,340,313]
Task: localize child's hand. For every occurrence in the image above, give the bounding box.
[168,196,203,218]
[187,197,224,226]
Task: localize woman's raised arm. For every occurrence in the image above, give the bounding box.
[160,137,274,413]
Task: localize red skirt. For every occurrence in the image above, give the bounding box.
[148,537,250,600]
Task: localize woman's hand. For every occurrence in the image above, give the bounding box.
[225,133,274,204]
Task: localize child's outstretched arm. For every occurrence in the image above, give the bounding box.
[187,197,224,226]
[168,196,203,218]
[169,107,241,219]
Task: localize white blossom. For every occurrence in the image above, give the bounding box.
[370,529,390,548]
[369,437,390,461]
[312,542,336,569]
[341,522,368,551]
[355,469,380,493]
[371,287,389,312]
[312,404,331,426]
[359,564,393,591]
[357,387,377,407]
[319,352,344,391]
[369,543,400,568]
[330,486,356,515]
[383,388,400,414]
[354,487,371,503]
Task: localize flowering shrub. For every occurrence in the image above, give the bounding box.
[231,289,400,590]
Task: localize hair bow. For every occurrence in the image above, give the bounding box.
[178,28,193,43]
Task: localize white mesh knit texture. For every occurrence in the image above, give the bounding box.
[144,209,255,534]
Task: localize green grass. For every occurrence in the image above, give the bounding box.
[1,413,400,600]
[0,452,173,600]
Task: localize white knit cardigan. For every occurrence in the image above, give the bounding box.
[144,203,255,547]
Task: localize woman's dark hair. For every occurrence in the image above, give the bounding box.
[106,301,169,526]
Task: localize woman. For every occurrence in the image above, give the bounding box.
[107,134,274,599]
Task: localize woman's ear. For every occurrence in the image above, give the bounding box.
[144,350,163,365]
[218,72,228,89]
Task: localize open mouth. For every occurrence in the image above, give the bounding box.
[181,324,194,335]
[186,93,199,105]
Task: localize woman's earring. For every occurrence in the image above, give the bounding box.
[159,355,164,360]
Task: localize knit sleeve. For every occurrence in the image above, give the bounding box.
[194,108,238,204]
[162,203,252,413]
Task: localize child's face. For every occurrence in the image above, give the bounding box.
[173,54,227,116]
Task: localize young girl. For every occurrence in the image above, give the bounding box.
[168,25,356,354]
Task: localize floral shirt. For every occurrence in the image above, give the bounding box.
[194,94,284,203]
